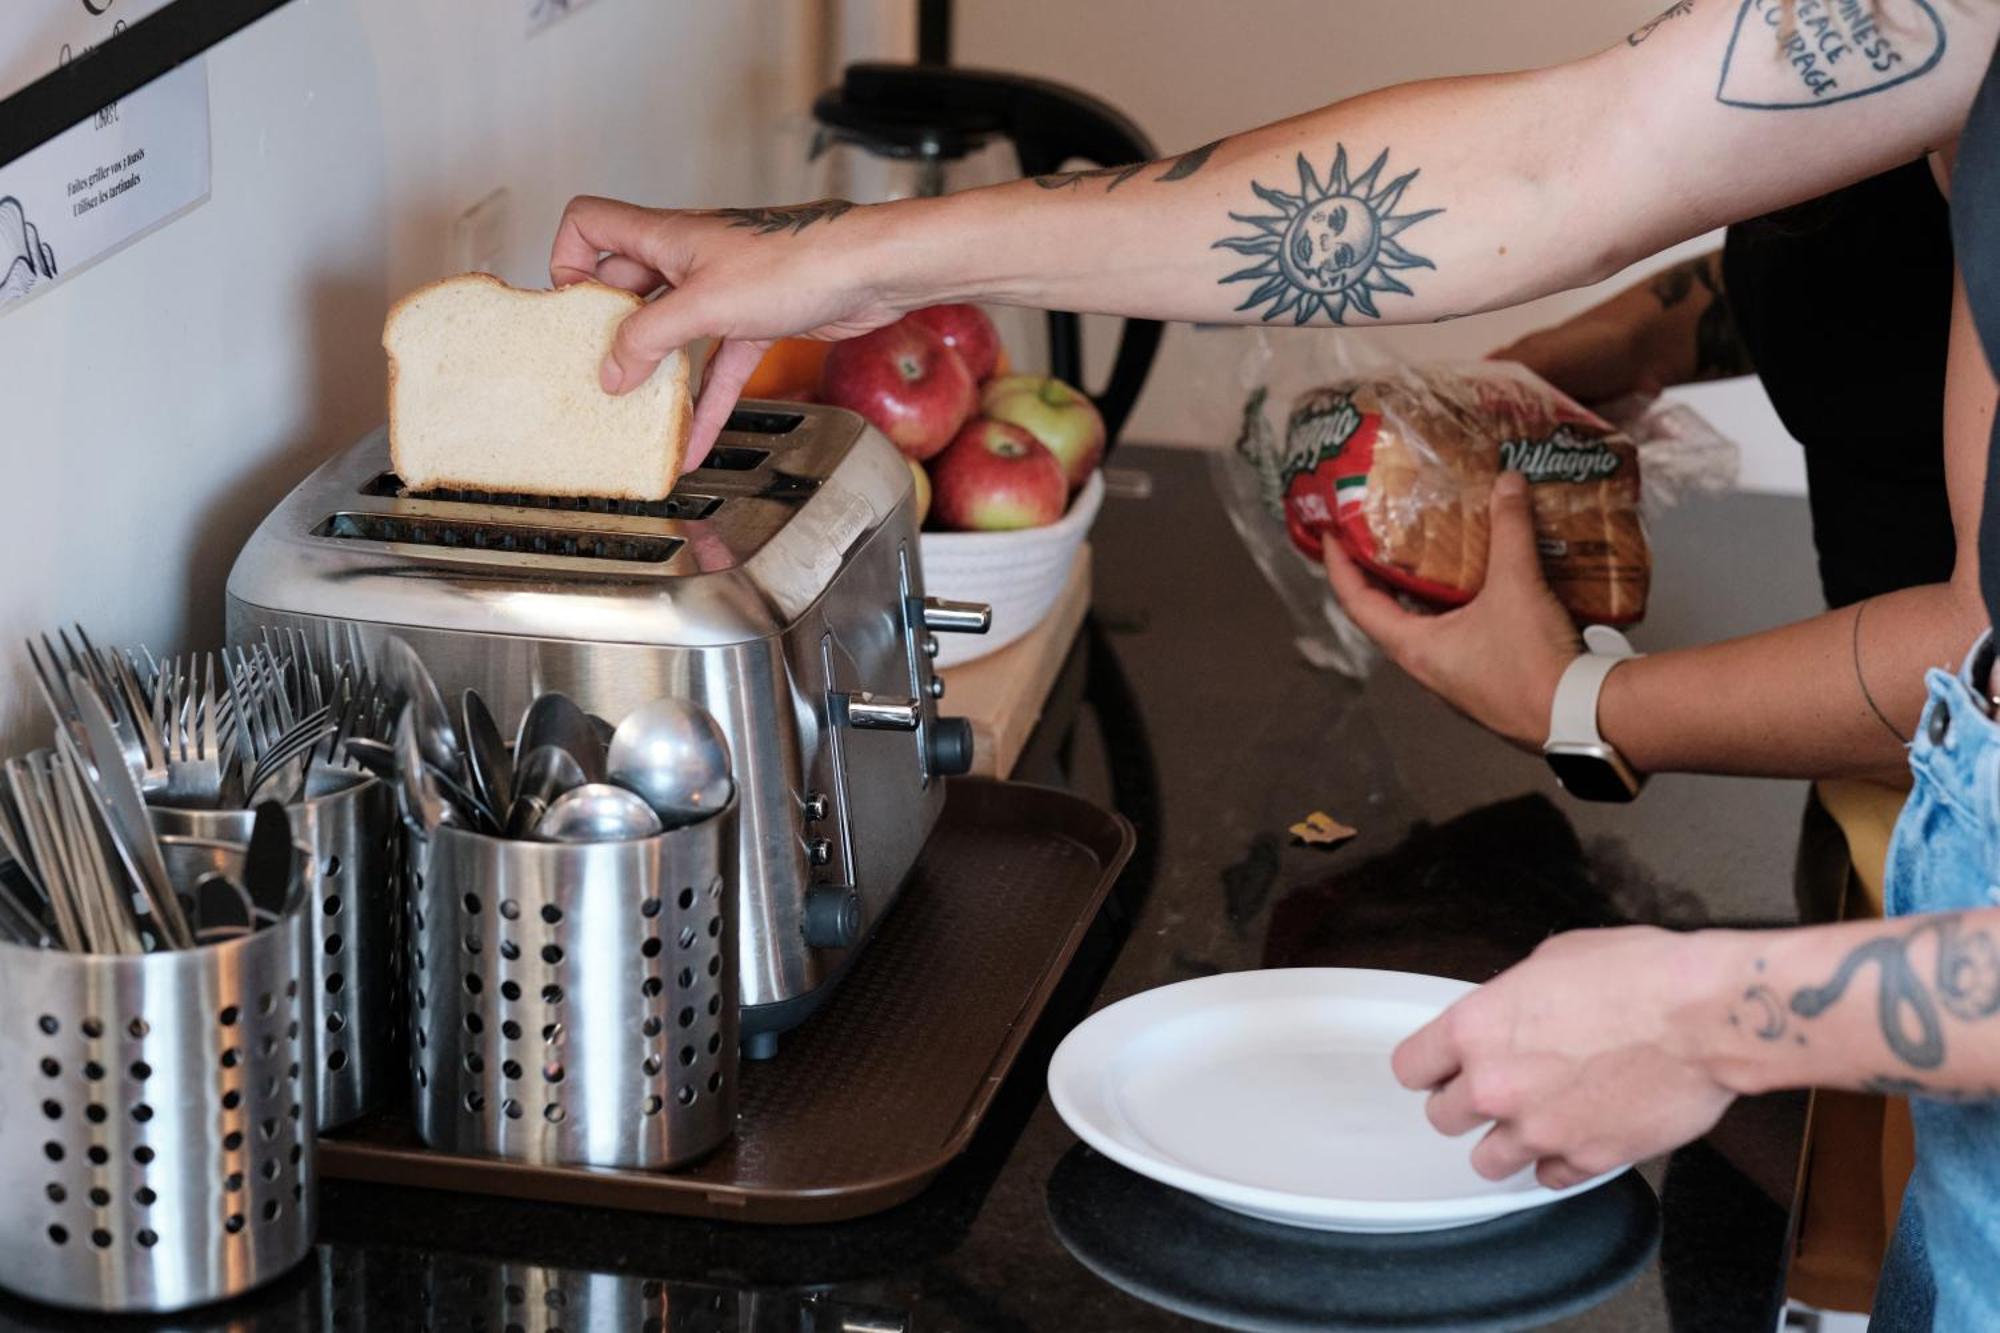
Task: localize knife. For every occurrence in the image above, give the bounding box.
[245,801,294,919]
[71,678,195,949]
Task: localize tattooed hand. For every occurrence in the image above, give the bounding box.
[1394,926,1739,1189]
[550,194,898,468]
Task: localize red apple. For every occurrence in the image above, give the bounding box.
[907,456,932,527]
[904,304,1002,382]
[979,375,1105,490]
[819,322,976,460]
[929,419,1068,532]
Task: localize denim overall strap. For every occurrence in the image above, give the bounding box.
[1872,632,2000,1330]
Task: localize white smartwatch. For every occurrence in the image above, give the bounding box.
[1542,625,1646,803]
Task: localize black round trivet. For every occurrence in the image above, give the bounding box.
[1045,1143,1660,1331]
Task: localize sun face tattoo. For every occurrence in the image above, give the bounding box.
[1213,147,1442,325]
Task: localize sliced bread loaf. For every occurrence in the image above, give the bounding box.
[384,273,691,500]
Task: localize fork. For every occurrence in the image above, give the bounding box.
[247,706,335,804]
[158,653,226,807]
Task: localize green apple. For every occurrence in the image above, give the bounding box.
[979,375,1105,491]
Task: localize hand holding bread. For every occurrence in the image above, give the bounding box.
[548,194,908,469]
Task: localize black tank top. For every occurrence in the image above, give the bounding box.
[1724,160,1956,609]
[1962,41,2000,630]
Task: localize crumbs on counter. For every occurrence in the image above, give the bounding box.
[1288,810,1357,850]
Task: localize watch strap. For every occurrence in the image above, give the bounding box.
[1547,627,1639,750]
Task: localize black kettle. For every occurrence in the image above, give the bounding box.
[810,62,1164,450]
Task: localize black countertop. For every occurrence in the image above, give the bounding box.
[2,447,1825,1331]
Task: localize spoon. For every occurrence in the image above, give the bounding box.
[506,745,588,838]
[535,783,664,843]
[607,697,733,830]
[515,693,605,786]
[394,704,456,833]
[461,690,514,832]
[428,763,498,833]
[381,637,462,781]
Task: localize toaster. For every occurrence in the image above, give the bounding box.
[225,403,990,1053]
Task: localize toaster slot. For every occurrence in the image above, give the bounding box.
[361,474,724,520]
[724,408,805,435]
[697,446,771,472]
[314,512,682,563]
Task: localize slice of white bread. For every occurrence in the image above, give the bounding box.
[384,274,691,501]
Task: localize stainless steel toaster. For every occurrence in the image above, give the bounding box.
[224,403,989,1053]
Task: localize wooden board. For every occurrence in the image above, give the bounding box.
[942,546,1091,779]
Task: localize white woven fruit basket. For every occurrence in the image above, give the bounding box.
[919,470,1104,669]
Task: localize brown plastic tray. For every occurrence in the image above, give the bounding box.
[317,777,1134,1223]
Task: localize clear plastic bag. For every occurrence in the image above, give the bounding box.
[1212,332,1740,678]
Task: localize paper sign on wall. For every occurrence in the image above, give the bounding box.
[1,1,211,313]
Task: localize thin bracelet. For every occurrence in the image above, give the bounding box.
[1853,598,1909,744]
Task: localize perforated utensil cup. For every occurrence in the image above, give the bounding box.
[151,771,399,1130]
[405,808,737,1170]
[0,838,316,1314]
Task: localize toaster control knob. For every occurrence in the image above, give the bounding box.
[804,887,862,950]
[927,675,946,701]
[922,634,940,660]
[803,792,829,822]
[921,597,992,635]
[928,717,975,777]
[808,836,833,866]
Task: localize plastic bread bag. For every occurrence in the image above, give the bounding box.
[1212,334,1738,677]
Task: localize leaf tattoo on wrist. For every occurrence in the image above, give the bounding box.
[1213,146,1441,325]
[1628,0,1695,46]
[714,199,855,237]
[1033,139,1223,192]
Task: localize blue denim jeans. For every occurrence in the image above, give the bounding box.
[1872,636,2000,1331]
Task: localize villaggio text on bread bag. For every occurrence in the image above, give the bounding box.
[1274,362,1650,624]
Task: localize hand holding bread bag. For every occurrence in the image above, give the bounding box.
[1276,362,1649,624]
[385,274,693,500]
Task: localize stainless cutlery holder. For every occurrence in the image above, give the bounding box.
[0,838,315,1314]
[151,771,398,1130]
[404,808,738,1170]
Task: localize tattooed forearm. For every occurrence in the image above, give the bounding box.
[1648,261,1701,309]
[1694,282,1754,378]
[1716,0,1947,110]
[1033,140,1223,193]
[1213,146,1441,325]
[1647,255,1752,378]
[1732,915,2000,1074]
[714,199,854,236]
[1628,0,1695,47]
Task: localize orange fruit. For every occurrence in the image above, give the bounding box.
[991,346,1012,379]
[742,337,831,400]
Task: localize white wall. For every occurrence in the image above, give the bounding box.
[0,0,1819,752]
[0,0,820,754]
[953,0,1809,493]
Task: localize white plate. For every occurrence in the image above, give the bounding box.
[1047,967,1626,1233]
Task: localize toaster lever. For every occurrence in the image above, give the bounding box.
[839,693,922,732]
[918,597,992,635]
